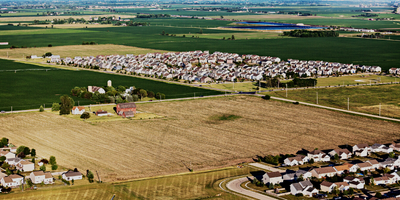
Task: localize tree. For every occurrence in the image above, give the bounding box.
[23,146,30,155]
[334,153,339,160]
[0,156,6,162]
[80,112,91,120]
[40,159,49,164]
[161,30,165,35]
[309,158,315,164]
[71,179,74,185]
[40,165,46,171]
[155,93,165,100]
[52,103,61,111]
[16,146,26,154]
[59,95,74,115]
[199,29,203,34]
[44,52,52,57]
[389,152,395,158]
[139,89,147,100]
[383,167,391,174]
[51,164,58,170]
[370,177,375,185]
[48,44,52,47]
[39,105,44,112]
[26,178,33,188]
[231,35,235,40]
[147,91,155,98]
[220,15,224,18]
[1,138,8,146]
[87,170,94,183]
[18,152,25,158]
[1,162,9,169]
[375,192,383,198]
[263,95,271,100]
[31,149,36,157]
[49,156,56,165]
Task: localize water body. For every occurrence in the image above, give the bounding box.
[229,21,324,30]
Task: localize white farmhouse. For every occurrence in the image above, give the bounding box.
[71,106,85,115]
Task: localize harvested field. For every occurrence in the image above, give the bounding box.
[0,14,135,22]
[1,96,400,182]
[0,44,167,59]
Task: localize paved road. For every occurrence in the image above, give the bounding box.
[261,95,400,123]
[226,177,276,200]
[248,163,285,173]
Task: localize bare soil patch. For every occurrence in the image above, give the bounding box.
[1,96,399,182]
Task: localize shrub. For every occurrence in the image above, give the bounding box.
[40,165,46,171]
[52,103,60,111]
[263,95,271,100]
[51,164,58,170]
[80,112,90,120]
[39,105,44,112]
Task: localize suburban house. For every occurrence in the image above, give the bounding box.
[328,149,352,160]
[284,155,309,166]
[116,102,136,117]
[62,171,83,181]
[371,143,393,153]
[343,177,365,189]
[367,159,380,170]
[262,171,283,185]
[16,160,35,172]
[307,150,330,162]
[71,106,85,115]
[356,162,374,171]
[320,181,336,193]
[310,167,337,178]
[352,144,371,154]
[334,163,358,174]
[1,174,24,187]
[290,180,318,197]
[0,150,15,159]
[283,169,312,181]
[335,182,350,192]
[374,176,392,185]
[389,143,400,152]
[30,171,54,184]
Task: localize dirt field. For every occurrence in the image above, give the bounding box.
[1,96,400,182]
[0,14,135,22]
[0,44,168,60]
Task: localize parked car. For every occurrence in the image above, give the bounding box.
[0,111,5,113]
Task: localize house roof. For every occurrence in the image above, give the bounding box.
[32,171,45,176]
[64,171,82,177]
[118,102,136,109]
[73,106,85,111]
[334,163,353,172]
[266,171,281,178]
[20,160,33,165]
[321,181,335,187]
[368,159,379,165]
[335,182,349,187]
[313,167,336,174]
[3,176,13,183]
[357,162,373,168]
[44,172,52,179]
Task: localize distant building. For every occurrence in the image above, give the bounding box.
[107,80,112,87]
[96,110,108,117]
[71,106,85,115]
[88,86,105,94]
[116,103,136,118]
[62,171,82,181]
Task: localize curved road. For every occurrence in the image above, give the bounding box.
[226,177,276,200]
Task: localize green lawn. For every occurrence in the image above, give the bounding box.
[268,84,400,118]
[2,166,253,200]
[0,59,223,111]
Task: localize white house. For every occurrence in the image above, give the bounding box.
[320,181,336,193]
[328,149,352,160]
[262,171,283,185]
[371,143,393,153]
[30,171,53,184]
[335,182,350,192]
[290,180,318,197]
[356,162,374,172]
[307,150,330,162]
[310,167,337,178]
[16,160,34,172]
[1,174,24,188]
[283,170,312,181]
[62,171,83,181]
[284,155,309,166]
[71,106,85,115]
[344,177,365,189]
[0,150,15,159]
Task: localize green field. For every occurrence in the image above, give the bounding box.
[268,84,400,118]
[0,23,399,70]
[316,75,399,87]
[0,59,222,111]
[2,166,253,200]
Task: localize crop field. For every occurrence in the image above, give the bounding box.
[1,166,252,200]
[0,59,222,111]
[0,44,168,60]
[0,24,399,70]
[1,95,400,182]
[269,84,400,118]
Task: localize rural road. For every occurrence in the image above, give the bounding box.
[248,163,285,173]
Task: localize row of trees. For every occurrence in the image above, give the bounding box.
[136,14,170,18]
[283,30,339,37]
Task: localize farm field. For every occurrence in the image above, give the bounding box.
[316,74,399,87]
[1,166,252,200]
[268,84,400,118]
[1,96,400,182]
[0,24,399,70]
[0,59,222,111]
[0,44,168,60]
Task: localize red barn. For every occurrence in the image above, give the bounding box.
[116,102,136,117]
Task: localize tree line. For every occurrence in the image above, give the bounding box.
[283,30,339,37]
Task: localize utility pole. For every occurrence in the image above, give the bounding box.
[379,103,381,116]
[286,84,288,98]
[347,97,349,110]
[316,92,318,104]
[194,92,195,99]
[11,106,12,114]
